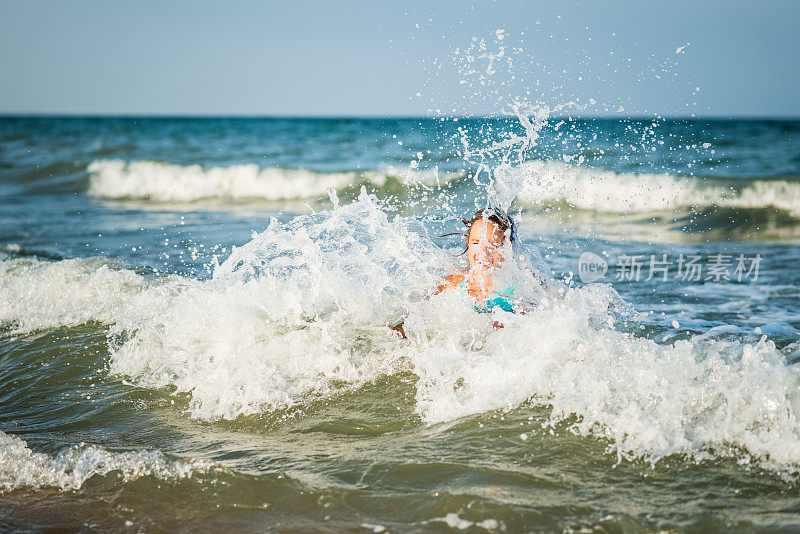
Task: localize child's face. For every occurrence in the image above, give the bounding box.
[467,219,507,268]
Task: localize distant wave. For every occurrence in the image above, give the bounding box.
[504,160,800,217]
[87,159,464,202]
[87,159,800,218]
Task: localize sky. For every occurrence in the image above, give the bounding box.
[1,0,798,117]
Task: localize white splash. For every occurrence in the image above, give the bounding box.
[3,193,800,477]
[106,189,456,420]
[0,256,151,334]
[405,285,800,473]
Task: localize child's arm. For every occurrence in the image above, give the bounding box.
[434,273,465,295]
[390,273,465,339]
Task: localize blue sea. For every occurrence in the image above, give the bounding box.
[2,115,800,532]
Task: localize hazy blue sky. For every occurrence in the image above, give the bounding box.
[1,0,798,117]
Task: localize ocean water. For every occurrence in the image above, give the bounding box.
[1,115,800,532]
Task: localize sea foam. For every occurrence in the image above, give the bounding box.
[2,193,800,476]
[87,159,463,202]
[502,160,800,216]
[0,256,151,334]
[406,285,800,472]
[0,430,212,492]
[86,158,800,217]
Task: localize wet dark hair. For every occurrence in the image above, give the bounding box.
[440,207,516,255]
[461,208,516,243]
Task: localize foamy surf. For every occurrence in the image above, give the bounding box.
[504,160,800,216]
[0,430,212,492]
[407,286,800,476]
[87,159,464,202]
[2,193,800,479]
[86,159,800,218]
[0,255,152,334]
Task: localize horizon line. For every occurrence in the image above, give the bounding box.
[2,112,800,121]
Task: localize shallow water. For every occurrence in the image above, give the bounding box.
[1,116,800,532]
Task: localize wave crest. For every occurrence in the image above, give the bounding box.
[501,160,800,216]
[0,256,150,334]
[0,431,212,492]
[87,160,463,202]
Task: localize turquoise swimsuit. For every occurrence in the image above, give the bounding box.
[458,279,516,313]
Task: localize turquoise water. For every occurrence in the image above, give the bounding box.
[2,116,800,532]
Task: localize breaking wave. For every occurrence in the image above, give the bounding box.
[0,430,212,492]
[87,159,464,202]
[2,192,800,478]
[85,159,800,220]
[502,160,800,217]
